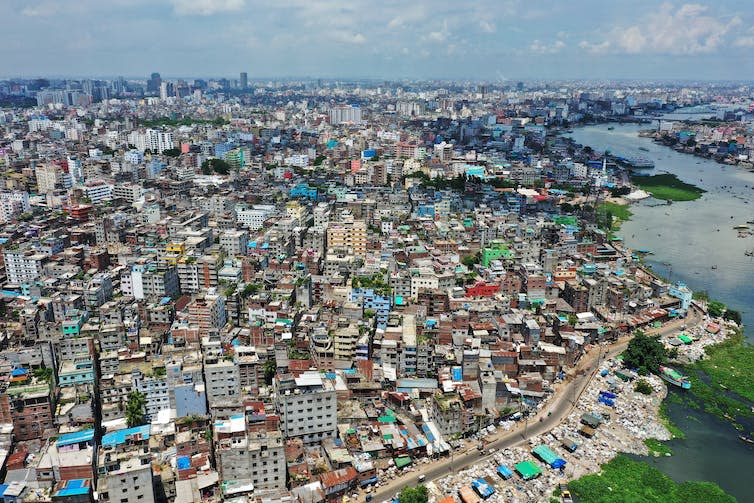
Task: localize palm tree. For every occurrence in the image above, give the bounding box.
[125,391,146,427]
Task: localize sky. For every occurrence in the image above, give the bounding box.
[1,0,753,81]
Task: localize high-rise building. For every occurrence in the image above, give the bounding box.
[275,371,337,444]
[147,72,161,93]
[240,72,248,90]
[328,104,362,125]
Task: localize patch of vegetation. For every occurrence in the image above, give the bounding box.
[138,116,228,128]
[201,158,231,175]
[631,173,705,201]
[659,401,686,439]
[644,438,673,456]
[568,455,736,503]
[635,379,653,395]
[398,485,428,503]
[682,330,754,424]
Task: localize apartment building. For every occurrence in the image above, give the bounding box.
[275,371,337,444]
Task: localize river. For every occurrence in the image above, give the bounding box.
[568,123,754,501]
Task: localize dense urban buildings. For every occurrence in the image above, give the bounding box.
[0,72,750,503]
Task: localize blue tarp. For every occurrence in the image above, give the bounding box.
[472,478,495,498]
[10,368,28,377]
[177,456,191,470]
[497,465,513,479]
[360,477,379,487]
[599,391,617,399]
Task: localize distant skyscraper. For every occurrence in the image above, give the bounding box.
[240,72,248,90]
[329,104,362,125]
[147,72,161,94]
[516,81,524,91]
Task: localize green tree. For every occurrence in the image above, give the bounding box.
[399,485,428,503]
[567,314,578,326]
[125,391,147,427]
[201,158,231,175]
[623,331,666,374]
[723,309,741,325]
[162,147,181,157]
[461,253,479,269]
[708,300,726,318]
[263,359,277,385]
[634,379,653,395]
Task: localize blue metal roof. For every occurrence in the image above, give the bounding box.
[56,429,94,447]
[102,424,150,447]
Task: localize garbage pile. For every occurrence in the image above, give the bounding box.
[429,357,672,503]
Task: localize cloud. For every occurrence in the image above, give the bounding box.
[579,40,611,54]
[734,28,754,48]
[579,3,741,55]
[529,39,565,54]
[170,0,246,16]
[330,32,366,45]
[479,20,496,33]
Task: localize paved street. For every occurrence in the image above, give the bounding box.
[369,306,702,502]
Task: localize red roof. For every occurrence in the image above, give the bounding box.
[320,466,358,488]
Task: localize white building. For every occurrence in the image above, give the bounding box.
[275,371,337,444]
[329,104,362,125]
[220,230,249,257]
[0,191,30,222]
[284,154,309,167]
[236,205,275,231]
[84,180,114,204]
[67,156,84,183]
[4,249,48,284]
[113,183,145,203]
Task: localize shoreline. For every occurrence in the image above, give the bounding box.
[426,309,736,503]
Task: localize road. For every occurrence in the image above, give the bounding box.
[369,306,702,502]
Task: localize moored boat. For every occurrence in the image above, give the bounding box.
[659,366,691,389]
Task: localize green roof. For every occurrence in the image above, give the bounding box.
[514,460,542,480]
[532,445,558,464]
[394,456,412,469]
[678,335,693,344]
[378,416,397,423]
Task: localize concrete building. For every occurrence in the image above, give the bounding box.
[326,215,367,258]
[275,371,337,444]
[214,421,286,492]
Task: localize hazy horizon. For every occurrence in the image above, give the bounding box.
[2,0,753,81]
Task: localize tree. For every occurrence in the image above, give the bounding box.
[723,309,741,325]
[708,300,726,318]
[240,283,261,299]
[162,147,181,157]
[623,331,666,374]
[567,314,578,327]
[634,379,653,395]
[263,359,277,385]
[125,391,147,427]
[461,253,479,269]
[201,158,231,175]
[399,485,428,503]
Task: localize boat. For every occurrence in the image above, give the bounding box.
[711,265,717,270]
[607,126,615,130]
[639,147,649,152]
[739,435,754,444]
[659,366,691,389]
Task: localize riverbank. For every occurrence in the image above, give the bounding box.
[568,123,754,500]
[426,358,673,503]
[568,454,736,503]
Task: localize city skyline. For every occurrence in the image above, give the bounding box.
[2,0,754,80]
